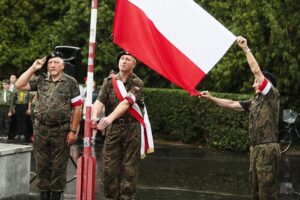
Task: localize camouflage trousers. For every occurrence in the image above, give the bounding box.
[34,120,70,192]
[103,122,141,200]
[249,143,281,200]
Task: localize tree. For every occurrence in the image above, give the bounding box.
[1,0,299,108]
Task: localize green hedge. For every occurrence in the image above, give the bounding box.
[144,88,251,152]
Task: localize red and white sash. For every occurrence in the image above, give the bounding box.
[112,74,154,158]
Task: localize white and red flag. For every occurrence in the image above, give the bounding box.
[113,0,236,95]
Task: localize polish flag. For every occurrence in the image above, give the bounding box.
[113,0,236,95]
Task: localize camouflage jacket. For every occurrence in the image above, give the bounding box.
[29,73,81,123]
[240,86,280,143]
[97,73,144,119]
[0,89,14,112]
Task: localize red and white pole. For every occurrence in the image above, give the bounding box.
[76,0,98,199]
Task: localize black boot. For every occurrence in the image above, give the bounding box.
[50,191,64,200]
[40,191,50,200]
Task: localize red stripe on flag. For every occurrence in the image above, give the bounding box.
[113,0,205,95]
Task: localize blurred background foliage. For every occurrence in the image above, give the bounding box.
[0,0,299,109]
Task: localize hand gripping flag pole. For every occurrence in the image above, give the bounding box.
[76,0,98,199]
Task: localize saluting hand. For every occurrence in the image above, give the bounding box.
[32,57,47,71]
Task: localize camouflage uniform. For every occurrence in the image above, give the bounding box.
[240,86,281,200]
[29,73,81,192]
[98,73,144,200]
[0,88,13,138]
[28,91,37,136]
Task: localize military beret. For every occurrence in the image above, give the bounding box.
[41,50,65,69]
[117,51,136,62]
[47,50,64,60]
[262,71,277,87]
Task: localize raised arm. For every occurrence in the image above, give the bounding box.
[237,36,264,85]
[200,91,244,112]
[15,57,46,90]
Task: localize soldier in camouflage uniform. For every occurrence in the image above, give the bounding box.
[200,36,280,200]
[92,51,143,200]
[15,51,82,200]
[0,79,13,141]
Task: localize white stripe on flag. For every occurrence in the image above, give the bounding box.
[129,0,236,73]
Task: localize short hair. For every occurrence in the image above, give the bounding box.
[2,79,10,84]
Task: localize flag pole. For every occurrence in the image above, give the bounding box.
[76,0,98,199]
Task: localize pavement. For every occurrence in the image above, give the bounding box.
[24,139,300,200]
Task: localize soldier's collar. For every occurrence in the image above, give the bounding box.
[46,72,67,82]
[116,73,134,83]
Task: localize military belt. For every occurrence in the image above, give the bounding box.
[38,120,69,128]
[250,137,277,146]
[113,118,138,125]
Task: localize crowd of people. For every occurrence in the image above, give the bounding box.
[0,73,35,143]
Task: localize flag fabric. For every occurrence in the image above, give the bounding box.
[113,0,236,95]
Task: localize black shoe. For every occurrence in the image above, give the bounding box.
[40,191,50,200]
[50,191,64,200]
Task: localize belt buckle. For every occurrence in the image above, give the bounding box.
[119,119,125,125]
